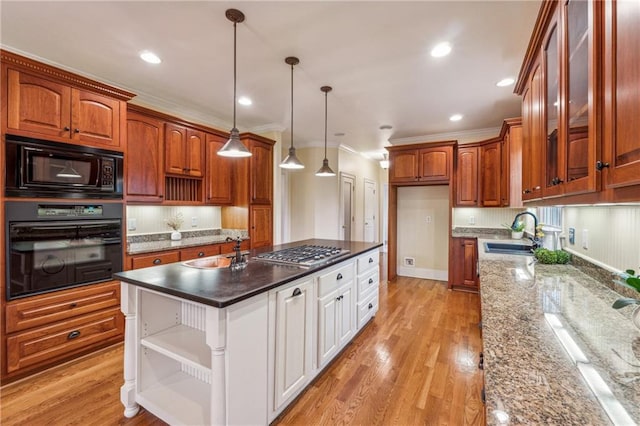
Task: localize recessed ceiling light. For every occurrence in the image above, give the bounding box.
[334,132,345,137]
[449,114,463,122]
[238,96,252,106]
[140,50,161,64]
[431,42,452,58]
[496,77,515,87]
[379,125,393,130]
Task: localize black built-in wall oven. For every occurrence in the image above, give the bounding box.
[5,201,123,300]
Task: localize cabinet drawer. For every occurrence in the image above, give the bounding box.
[357,269,379,301]
[131,251,180,269]
[357,251,379,274]
[357,291,379,330]
[318,262,354,297]
[5,282,120,334]
[180,245,221,261]
[219,240,250,255]
[6,307,123,373]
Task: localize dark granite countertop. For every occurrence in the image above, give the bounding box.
[115,239,381,308]
[478,237,640,425]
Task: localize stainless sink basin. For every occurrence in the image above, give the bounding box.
[483,242,534,256]
[182,256,232,269]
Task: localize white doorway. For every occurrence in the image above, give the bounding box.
[381,183,389,252]
[339,173,355,241]
[363,178,377,243]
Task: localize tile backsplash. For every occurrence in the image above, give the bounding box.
[126,205,222,235]
[452,207,524,229]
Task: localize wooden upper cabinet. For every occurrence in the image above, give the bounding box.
[522,58,545,202]
[389,143,454,185]
[603,0,640,190]
[5,69,123,149]
[164,122,204,177]
[501,132,510,207]
[506,122,523,208]
[247,137,274,205]
[126,111,164,202]
[480,141,502,207]
[205,133,233,205]
[456,147,478,206]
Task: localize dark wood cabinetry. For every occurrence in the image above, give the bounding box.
[480,141,502,207]
[247,136,274,205]
[250,205,273,249]
[388,142,454,185]
[126,111,164,202]
[205,133,233,205]
[127,241,249,271]
[456,147,479,206]
[1,51,133,150]
[449,238,478,291]
[165,122,204,177]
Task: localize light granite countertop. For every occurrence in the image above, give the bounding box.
[127,235,249,255]
[477,238,640,425]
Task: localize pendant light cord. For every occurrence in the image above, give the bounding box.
[290,63,294,149]
[233,21,237,129]
[324,90,328,159]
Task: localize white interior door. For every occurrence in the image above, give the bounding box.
[363,179,377,243]
[339,173,355,241]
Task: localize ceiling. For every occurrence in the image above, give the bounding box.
[0,1,540,159]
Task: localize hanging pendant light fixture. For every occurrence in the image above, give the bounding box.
[280,57,304,169]
[218,9,252,158]
[379,153,390,169]
[316,86,336,177]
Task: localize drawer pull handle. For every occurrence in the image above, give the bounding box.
[368,303,373,310]
[153,259,162,265]
[336,273,343,280]
[198,252,205,257]
[368,278,374,284]
[74,128,80,133]
[69,303,77,308]
[63,126,70,131]
[368,258,374,263]
[292,288,302,297]
[67,330,81,340]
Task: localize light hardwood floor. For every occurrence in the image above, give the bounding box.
[0,276,483,426]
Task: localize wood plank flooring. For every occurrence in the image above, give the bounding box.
[0,276,483,426]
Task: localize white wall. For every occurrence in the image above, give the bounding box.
[563,205,640,273]
[396,186,450,281]
[126,205,222,235]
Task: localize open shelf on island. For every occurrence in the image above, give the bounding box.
[141,324,211,372]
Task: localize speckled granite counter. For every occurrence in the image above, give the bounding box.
[127,234,248,255]
[478,239,640,425]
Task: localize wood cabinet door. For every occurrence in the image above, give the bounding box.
[523,58,545,201]
[480,141,502,206]
[126,112,164,202]
[456,147,478,206]
[508,125,523,207]
[461,239,478,288]
[274,279,313,409]
[603,0,640,189]
[250,205,272,249]
[6,69,71,138]
[249,140,273,204]
[389,150,419,183]
[501,134,510,206]
[205,133,233,205]
[418,146,451,182]
[165,122,187,175]
[186,129,205,177]
[71,89,121,149]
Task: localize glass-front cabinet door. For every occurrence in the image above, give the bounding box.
[544,20,561,197]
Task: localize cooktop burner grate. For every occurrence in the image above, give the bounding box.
[254,245,350,267]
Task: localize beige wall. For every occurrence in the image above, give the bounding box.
[126,205,222,235]
[563,205,640,272]
[396,186,450,281]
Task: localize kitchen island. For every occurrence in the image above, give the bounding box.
[114,239,381,425]
[473,236,640,425]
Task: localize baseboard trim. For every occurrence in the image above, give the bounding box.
[397,266,448,281]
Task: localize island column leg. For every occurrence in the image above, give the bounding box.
[120,283,140,418]
[207,307,227,425]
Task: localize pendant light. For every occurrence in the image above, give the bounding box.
[218,9,252,158]
[379,153,390,169]
[279,57,304,169]
[316,86,336,177]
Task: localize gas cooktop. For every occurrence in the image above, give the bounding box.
[254,245,350,267]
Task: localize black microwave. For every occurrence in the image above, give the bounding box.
[5,135,123,199]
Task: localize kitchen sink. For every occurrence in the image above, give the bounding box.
[182,256,232,269]
[483,242,534,256]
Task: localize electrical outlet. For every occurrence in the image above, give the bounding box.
[191,216,198,227]
[582,229,588,249]
[404,257,415,267]
[426,216,432,224]
[568,228,575,245]
[469,216,475,225]
[127,218,137,231]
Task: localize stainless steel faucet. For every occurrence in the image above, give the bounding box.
[512,211,540,248]
[226,236,247,270]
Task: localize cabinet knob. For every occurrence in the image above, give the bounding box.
[368,303,373,310]
[368,258,374,263]
[63,126,70,131]
[153,259,162,265]
[69,302,77,308]
[336,273,343,280]
[74,128,80,133]
[67,330,81,340]
[292,288,302,297]
[198,252,205,257]
[533,186,541,191]
[595,161,610,171]
[368,278,374,284]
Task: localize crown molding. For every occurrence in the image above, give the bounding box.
[389,126,501,145]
